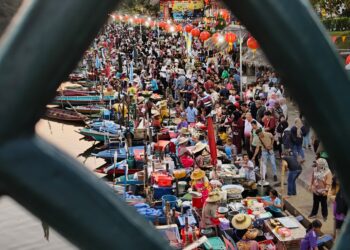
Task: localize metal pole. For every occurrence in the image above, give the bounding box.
[239,26,243,98]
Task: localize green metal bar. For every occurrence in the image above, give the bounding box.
[222,1,350,248]
[0,1,171,249]
[0,136,171,249]
[0,0,115,141]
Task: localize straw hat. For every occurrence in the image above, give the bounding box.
[190,169,205,180]
[137,96,145,104]
[152,110,160,117]
[206,191,221,203]
[158,100,167,108]
[231,214,252,230]
[192,142,207,154]
[180,127,190,135]
[174,117,182,125]
[178,137,189,145]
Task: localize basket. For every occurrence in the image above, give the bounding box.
[258,240,276,250]
[157,175,173,187]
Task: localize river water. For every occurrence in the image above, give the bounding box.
[0,119,105,249]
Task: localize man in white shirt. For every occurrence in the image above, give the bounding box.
[236,154,256,182]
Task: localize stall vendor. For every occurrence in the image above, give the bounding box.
[190,169,211,202]
[236,154,256,182]
[201,191,221,228]
[231,213,259,250]
[224,138,238,162]
[192,142,211,169]
[255,189,283,218]
[238,229,259,250]
[177,137,193,169]
[177,116,189,130]
[157,100,169,119]
[151,111,162,130]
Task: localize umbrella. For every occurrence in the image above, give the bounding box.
[207,116,217,166]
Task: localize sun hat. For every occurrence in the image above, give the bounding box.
[190,169,205,180]
[180,127,190,135]
[206,191,221,203]
[152,110,160,117]
[178,137,189,145]
[231,214,252,230]
[192,142,207,154]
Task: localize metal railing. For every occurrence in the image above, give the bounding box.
[0,0,349,249]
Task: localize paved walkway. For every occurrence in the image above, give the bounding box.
[263,101,335,235]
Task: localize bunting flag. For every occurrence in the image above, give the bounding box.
[342,36,347,43]
[207,116,217,166]
[331,36,337,43]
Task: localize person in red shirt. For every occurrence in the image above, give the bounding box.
[262,111,276,135]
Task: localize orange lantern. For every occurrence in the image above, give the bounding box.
[346,55,350,65]
[225,32,237,44]
[221,9,229,20]
[176,24,183,32]
[212,33,221,43]
[159,21,167,29]
[199,31,211,42]
[247,37,260,51]
[191,28,200,37]
[184,24,194,33]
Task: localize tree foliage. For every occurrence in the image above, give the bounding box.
[310,0,350,17]
[118,0,159,16]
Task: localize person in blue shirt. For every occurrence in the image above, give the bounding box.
[151,78,159,93]
[258,189,283,218]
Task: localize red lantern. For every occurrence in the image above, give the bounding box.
[184,24,194,33]
[247,37,260,50]
[176,24,183,32]
[225,32,237,44]
[346,55,350,65]
[199,31,211,42]
[124,15,129,21]
[212,33,221,43]
[221,9,229,20]
[191,28,200,37]
[159,21,167,29]
[164,24,170,31]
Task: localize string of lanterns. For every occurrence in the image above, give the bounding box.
[111,14,260,51]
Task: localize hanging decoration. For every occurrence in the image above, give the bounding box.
[184,24,194,33]
[346,55,350,65]
[159,21,167,29]
[176,24,183,32]
[212,33,221,44]
[225,32,237,50]
[199,31,211,42]
[191,28,200,37]
[247,37,260,52]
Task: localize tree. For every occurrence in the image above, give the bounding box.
[310,0,350,17]
[119,0,160,16]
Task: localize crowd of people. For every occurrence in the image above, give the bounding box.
[76,19,347,247]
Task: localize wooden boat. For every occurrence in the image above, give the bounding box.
[78,128,119,142]
[66,105,104,114]
[58,89,99,96]
[92,146,144,161]
[45,108,87,123]
[53,95,116,106]
[94,162,142,176]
